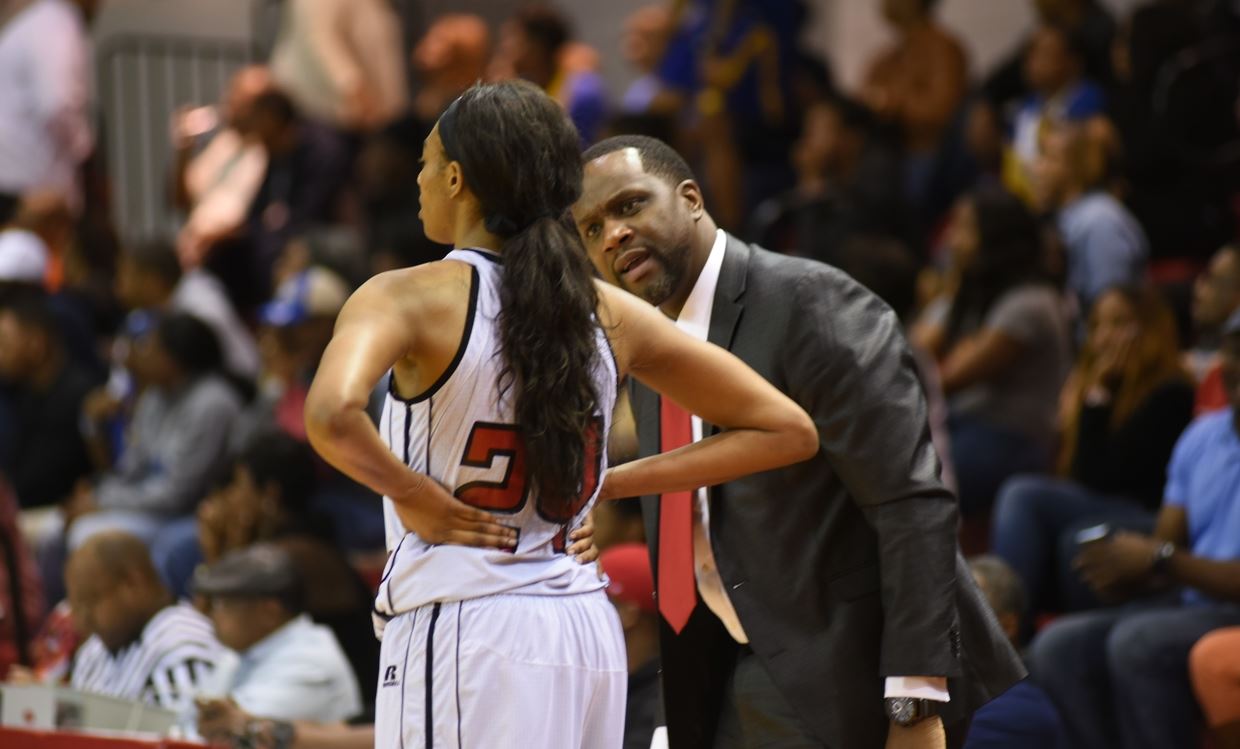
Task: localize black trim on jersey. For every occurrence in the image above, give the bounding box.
[388,265,480,404]
[399,608,419,749]
[425,602,443,749]
[381,536,407,614]
[462,247,502,264]
[402,403,412,465]
[425,397,433,476]
[455,602,463,748]
[599,322,620,386]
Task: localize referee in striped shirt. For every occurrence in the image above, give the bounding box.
[67,531,223,715]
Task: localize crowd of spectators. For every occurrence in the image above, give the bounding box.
[0,0,1237,747]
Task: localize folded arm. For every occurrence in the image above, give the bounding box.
[597,282,818,500]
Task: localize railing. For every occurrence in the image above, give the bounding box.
[96,34,254,245]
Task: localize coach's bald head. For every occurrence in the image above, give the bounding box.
[573,136,717,318]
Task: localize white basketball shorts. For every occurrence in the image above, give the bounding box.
[374,589,627,748]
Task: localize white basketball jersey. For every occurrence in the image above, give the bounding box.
[374,248,618,619]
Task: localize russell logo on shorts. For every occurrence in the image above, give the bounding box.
[382,665,400,688]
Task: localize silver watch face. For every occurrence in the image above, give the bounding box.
[891,699,916,723]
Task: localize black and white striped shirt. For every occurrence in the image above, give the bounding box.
[70,602,222,713]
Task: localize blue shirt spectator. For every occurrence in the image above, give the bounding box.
[1164,409,1240,604]
[1057,190,1149,309]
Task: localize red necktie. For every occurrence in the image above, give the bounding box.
[658,396,697,633]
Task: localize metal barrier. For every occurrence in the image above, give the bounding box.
[96,34,254,245]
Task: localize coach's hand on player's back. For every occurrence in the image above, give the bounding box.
[392,474,518,549]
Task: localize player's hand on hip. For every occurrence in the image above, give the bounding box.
[393,476,517,549]
[885,716,946,749]
[567,511,600,564]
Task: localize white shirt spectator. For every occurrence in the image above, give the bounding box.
[72,602,222,714]
[204,614,362,723]
[269,0,408,130]
[170,269,261,380]
[180,128,268,257]
[0,0,93,207]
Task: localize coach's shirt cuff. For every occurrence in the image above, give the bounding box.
[649,726,669,749]
[884,676,950,702]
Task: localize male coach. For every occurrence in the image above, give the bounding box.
[573,136,1024,749]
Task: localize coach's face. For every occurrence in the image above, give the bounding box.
[573,148,701,309]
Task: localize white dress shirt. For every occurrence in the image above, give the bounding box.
[673,230,949,702]
[0,0,93,207]
[203,614,362,723]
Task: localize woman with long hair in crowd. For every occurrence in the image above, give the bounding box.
[992,284,1194,623]
[913,185,1072,517]
[303,80,816,748]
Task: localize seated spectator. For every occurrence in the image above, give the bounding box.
[619,5,674,116]
[1187,244,1240,414]
[172,65,273,268]
[0,293,97,508]
[747,94,910,259]
[1109,3,1227,262]
[912,187,1071,515]
[493,4,608,145]
[1190,626,1240,749]
[219,91,350,312]
[410,13,490,128]
[861,0,967,204]
[600,543,658,749]
[194,544,362,727]
[66,531,222,716]
[1008,23,1105,197]
[0,474,44,678]
[1033,122,1147,312]
[982,0,1115,112]
[268,0,408,133]
[153,431,379,704]
[1028,309,1240,748]
[233,265,348,449]
[993,285,1194,620]
[0,197,103,377]
[65,313,242,549]
[965,556,1067,749]
[115,239,259,384]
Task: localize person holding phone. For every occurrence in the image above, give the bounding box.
[1026,307,1240,749]
[992,285,1194,623]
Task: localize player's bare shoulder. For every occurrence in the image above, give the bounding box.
[343,259,474,329]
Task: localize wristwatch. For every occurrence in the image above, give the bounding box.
[885,697,937,727]
[1151,541,1177,576]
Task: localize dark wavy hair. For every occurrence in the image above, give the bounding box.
[439,80,600,516]
[945,186,1051,345]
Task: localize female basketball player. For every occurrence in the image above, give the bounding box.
[305,81,817,748]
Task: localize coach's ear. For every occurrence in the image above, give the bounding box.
[677,180,704,221]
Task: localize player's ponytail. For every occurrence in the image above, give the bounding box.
[439,81,601,518]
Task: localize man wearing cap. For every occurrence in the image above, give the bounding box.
[602,543,661,749]
[238,265,350,447]
[1028,308,1240,748]
[194,543,362,733]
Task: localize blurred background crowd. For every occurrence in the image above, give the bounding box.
[0,0,1238,747]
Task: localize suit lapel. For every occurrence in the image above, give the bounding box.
[707,234,749,352]
[705,235,750,441]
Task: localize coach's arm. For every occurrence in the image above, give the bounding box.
[784,271,960,710]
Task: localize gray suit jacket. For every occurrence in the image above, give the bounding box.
[632,235,1025,748]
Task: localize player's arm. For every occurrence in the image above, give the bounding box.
[305,267,515,548]
[596,283,818,499]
